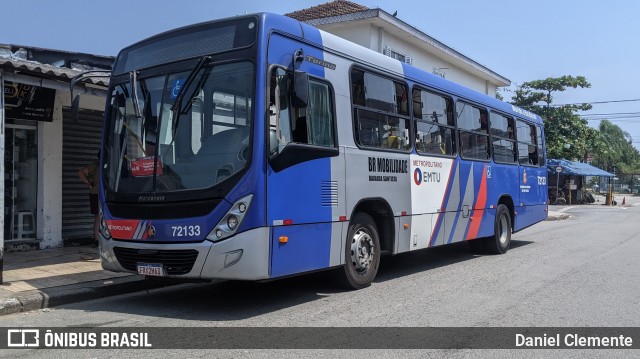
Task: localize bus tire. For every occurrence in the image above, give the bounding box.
[483,204,511,254]
[340,212,381,290]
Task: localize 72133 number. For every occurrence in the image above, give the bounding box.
[171,225,201,237]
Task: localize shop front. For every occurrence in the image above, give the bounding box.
[4,121,38,241]
[3,82,54,244]
[1,47,111,259]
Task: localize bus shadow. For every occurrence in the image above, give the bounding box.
[73,240,532,322]
[375,239,533,283]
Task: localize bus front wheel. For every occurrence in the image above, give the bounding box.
[482,204,511,254]
[340,212,381,289]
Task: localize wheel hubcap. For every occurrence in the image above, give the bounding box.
[351,228,375,274]
[498,214,509,245]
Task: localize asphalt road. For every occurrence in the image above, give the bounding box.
[2,197,639,358]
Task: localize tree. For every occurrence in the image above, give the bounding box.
[510,76,598,160]
[593,120,640,190]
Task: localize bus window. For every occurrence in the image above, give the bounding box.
[269,67,335,155]
[516,120,538,166]
[537,125,545,166]
[363,72,395,112]
[490,112,516,163]
[456,102,489,160]
[306,81,335,147]
[413,88,455,156]
[351,69,411,151]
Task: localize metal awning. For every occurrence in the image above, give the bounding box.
[547,159,614,177]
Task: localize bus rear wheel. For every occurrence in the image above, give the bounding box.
[340,212,380,289]
[482,204,511,254]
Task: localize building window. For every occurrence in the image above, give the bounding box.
[384,46,412,65]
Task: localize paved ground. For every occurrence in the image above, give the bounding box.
[0,193,634,317]
[0,195,638,357]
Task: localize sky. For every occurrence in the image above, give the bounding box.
[2,0,640,150]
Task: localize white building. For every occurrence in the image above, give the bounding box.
[286,0,510,96]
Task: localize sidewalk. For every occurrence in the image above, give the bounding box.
[0,245,174,316]
[0,206,578,317]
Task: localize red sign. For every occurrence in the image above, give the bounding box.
[131,156,163,177]
[105,219,141,239]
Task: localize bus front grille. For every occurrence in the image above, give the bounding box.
[113,247,199,275]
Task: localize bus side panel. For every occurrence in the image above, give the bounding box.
[429,159,458,247]
[430,159,478,246]
[516,166,548,231]
[408,155,454,250]
[270,223,333,277]
[445,160,475,244]
[483,162,521,236]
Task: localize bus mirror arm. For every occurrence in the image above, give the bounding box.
[292,71,309,108]
[291,49,308,108]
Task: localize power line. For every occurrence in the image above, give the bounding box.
[552,98,640,106]
[579,112,640,117]
[583,117,640,121]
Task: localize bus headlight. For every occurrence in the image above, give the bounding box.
[207,194,253,242]
[227,215,239,230]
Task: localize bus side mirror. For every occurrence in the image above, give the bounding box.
[292,71,308,108]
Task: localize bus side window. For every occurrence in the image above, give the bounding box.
[269,67,335,155]
[516,120,538,166]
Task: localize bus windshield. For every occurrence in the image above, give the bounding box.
[103,61,254,194]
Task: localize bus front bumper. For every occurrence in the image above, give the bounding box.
[99,227,271,281]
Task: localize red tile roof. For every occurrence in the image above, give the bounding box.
[285,0,369,21]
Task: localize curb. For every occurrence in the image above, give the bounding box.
[0,276,184,316]
[547,213,570,221]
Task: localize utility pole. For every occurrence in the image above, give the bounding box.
[611,166,617,206]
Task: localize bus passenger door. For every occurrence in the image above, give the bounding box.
[266,64,344,278]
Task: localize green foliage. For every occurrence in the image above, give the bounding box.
[593,120,640,177]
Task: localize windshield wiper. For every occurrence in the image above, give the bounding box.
[170,55,211,134]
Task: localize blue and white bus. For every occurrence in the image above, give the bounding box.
[97,13,548,289]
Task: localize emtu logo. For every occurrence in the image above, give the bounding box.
[414,168,423,185]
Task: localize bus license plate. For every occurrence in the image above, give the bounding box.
[137,263,164,277]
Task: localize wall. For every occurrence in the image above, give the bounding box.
[37,91,105,249]
[36,92,64,249]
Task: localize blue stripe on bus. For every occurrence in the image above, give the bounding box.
[446,161,472,243]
